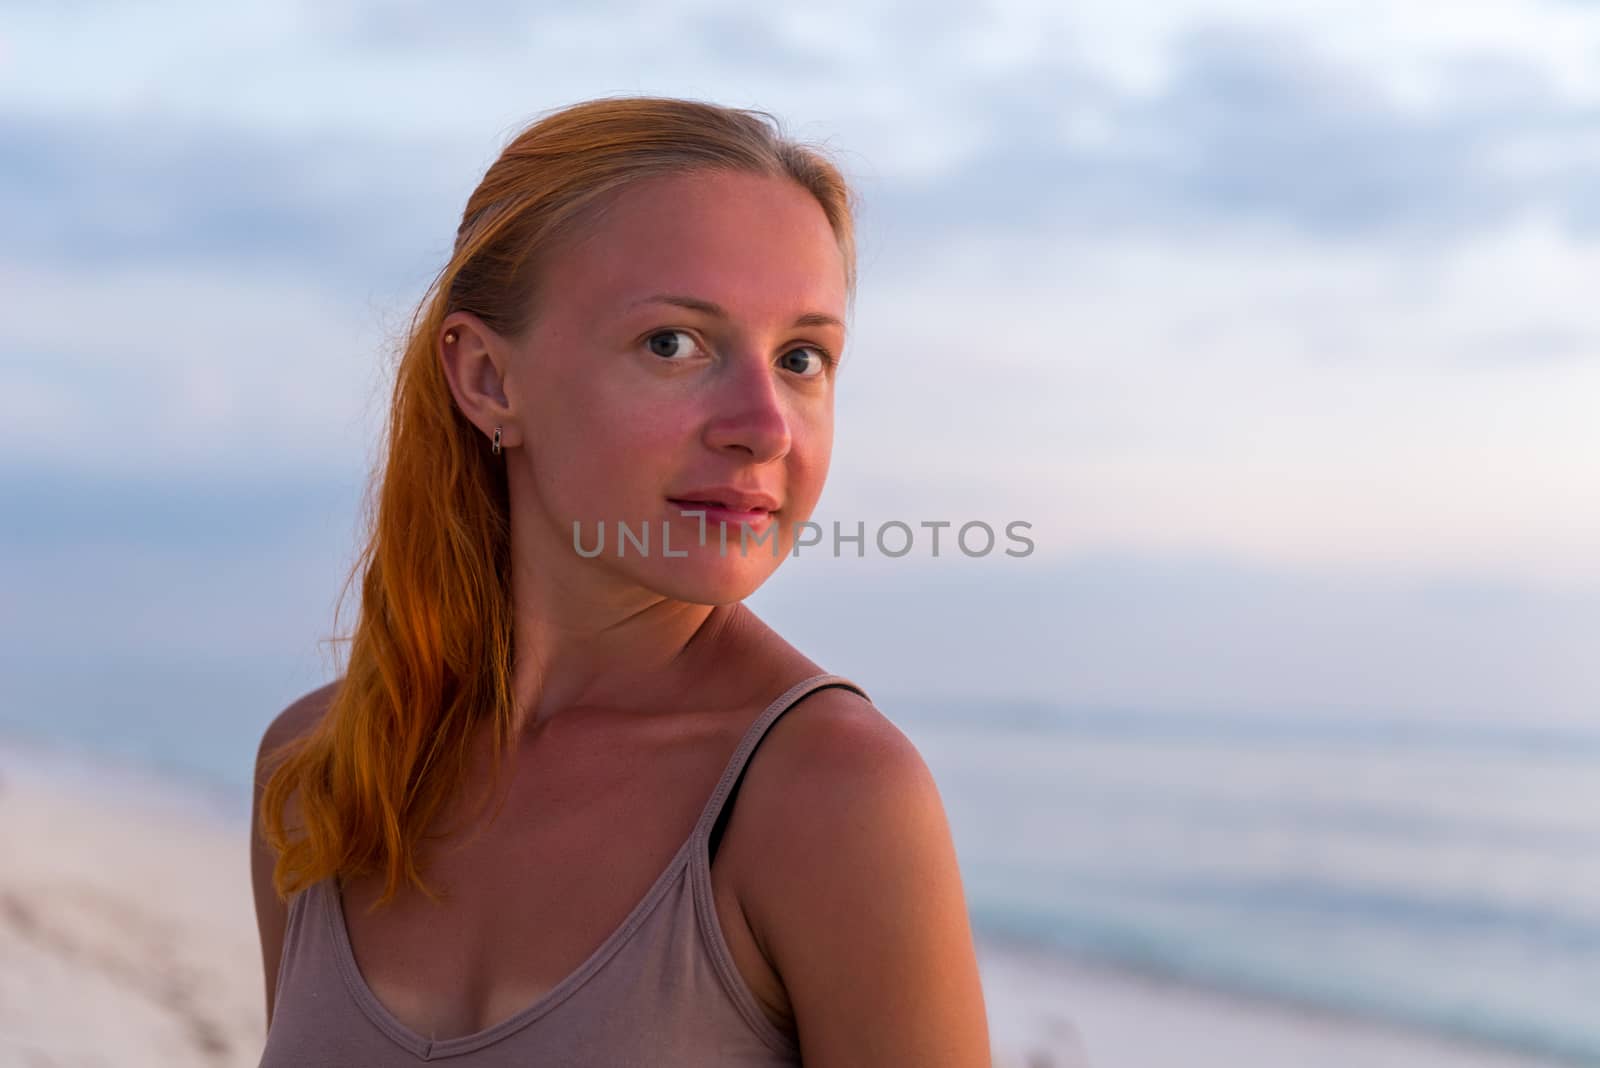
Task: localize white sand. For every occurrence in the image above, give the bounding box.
[974,935,1575,1068]
[0,740,264,1067]
[0,737,1572,1068]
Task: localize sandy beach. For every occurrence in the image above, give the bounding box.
[0,736,1575,1068]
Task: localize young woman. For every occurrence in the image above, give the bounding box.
[252,96,992,1066]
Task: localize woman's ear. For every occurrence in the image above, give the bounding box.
[438,312,519,448]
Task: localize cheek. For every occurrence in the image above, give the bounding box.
[556,384,696,501]
[785,409,834,510]
[519,374,661,513]
[602,391,697,468]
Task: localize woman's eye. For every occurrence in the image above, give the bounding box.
[780,346,832,378]
[645,331,832,377]
[645,330,702,361]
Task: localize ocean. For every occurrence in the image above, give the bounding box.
[895,698,1600,1067]
[3,663,1596,1065]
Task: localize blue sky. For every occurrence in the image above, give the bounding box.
[2,0,1597,753]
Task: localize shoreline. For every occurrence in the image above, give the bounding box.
[0,735,1579,1067]
[972,929,1583,1068]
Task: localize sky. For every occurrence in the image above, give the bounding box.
[2,0,1597,753]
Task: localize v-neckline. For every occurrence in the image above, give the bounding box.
[324,830,699,1059]
[316,671,849,1060]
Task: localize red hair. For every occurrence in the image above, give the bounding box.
[257,95,861,909]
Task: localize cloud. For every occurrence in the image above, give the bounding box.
[5,1,1598,591]
[0,259,398,478]
[868,22,1600,259]
[0,467,360,554]
[5,8,1597,297]
[0,111,465,292]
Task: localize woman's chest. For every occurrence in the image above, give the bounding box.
[335,720,793,1043]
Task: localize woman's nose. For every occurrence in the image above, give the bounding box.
[701,355,792,462]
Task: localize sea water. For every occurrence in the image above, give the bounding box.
[893,699,1600,1067]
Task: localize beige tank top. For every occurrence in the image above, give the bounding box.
[259,673,868,1066]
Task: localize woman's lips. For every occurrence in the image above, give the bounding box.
[667,498,774,529]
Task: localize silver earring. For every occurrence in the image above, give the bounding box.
[492,426,502,455]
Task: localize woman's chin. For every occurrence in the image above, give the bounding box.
[637,554,784,606]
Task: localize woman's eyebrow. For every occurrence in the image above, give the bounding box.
[628,293,843,330]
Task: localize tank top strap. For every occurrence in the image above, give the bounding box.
[694,672,870,863]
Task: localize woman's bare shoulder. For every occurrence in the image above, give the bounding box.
[251,678,343,1027]
[730,680,933,872]
[253,679,342,851]
[757,683,920,796]
[258,679,342,768]
[732,685,992,1062]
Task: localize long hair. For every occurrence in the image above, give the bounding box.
[258,96,861,909]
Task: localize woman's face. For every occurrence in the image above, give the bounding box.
[500,169,848,605]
